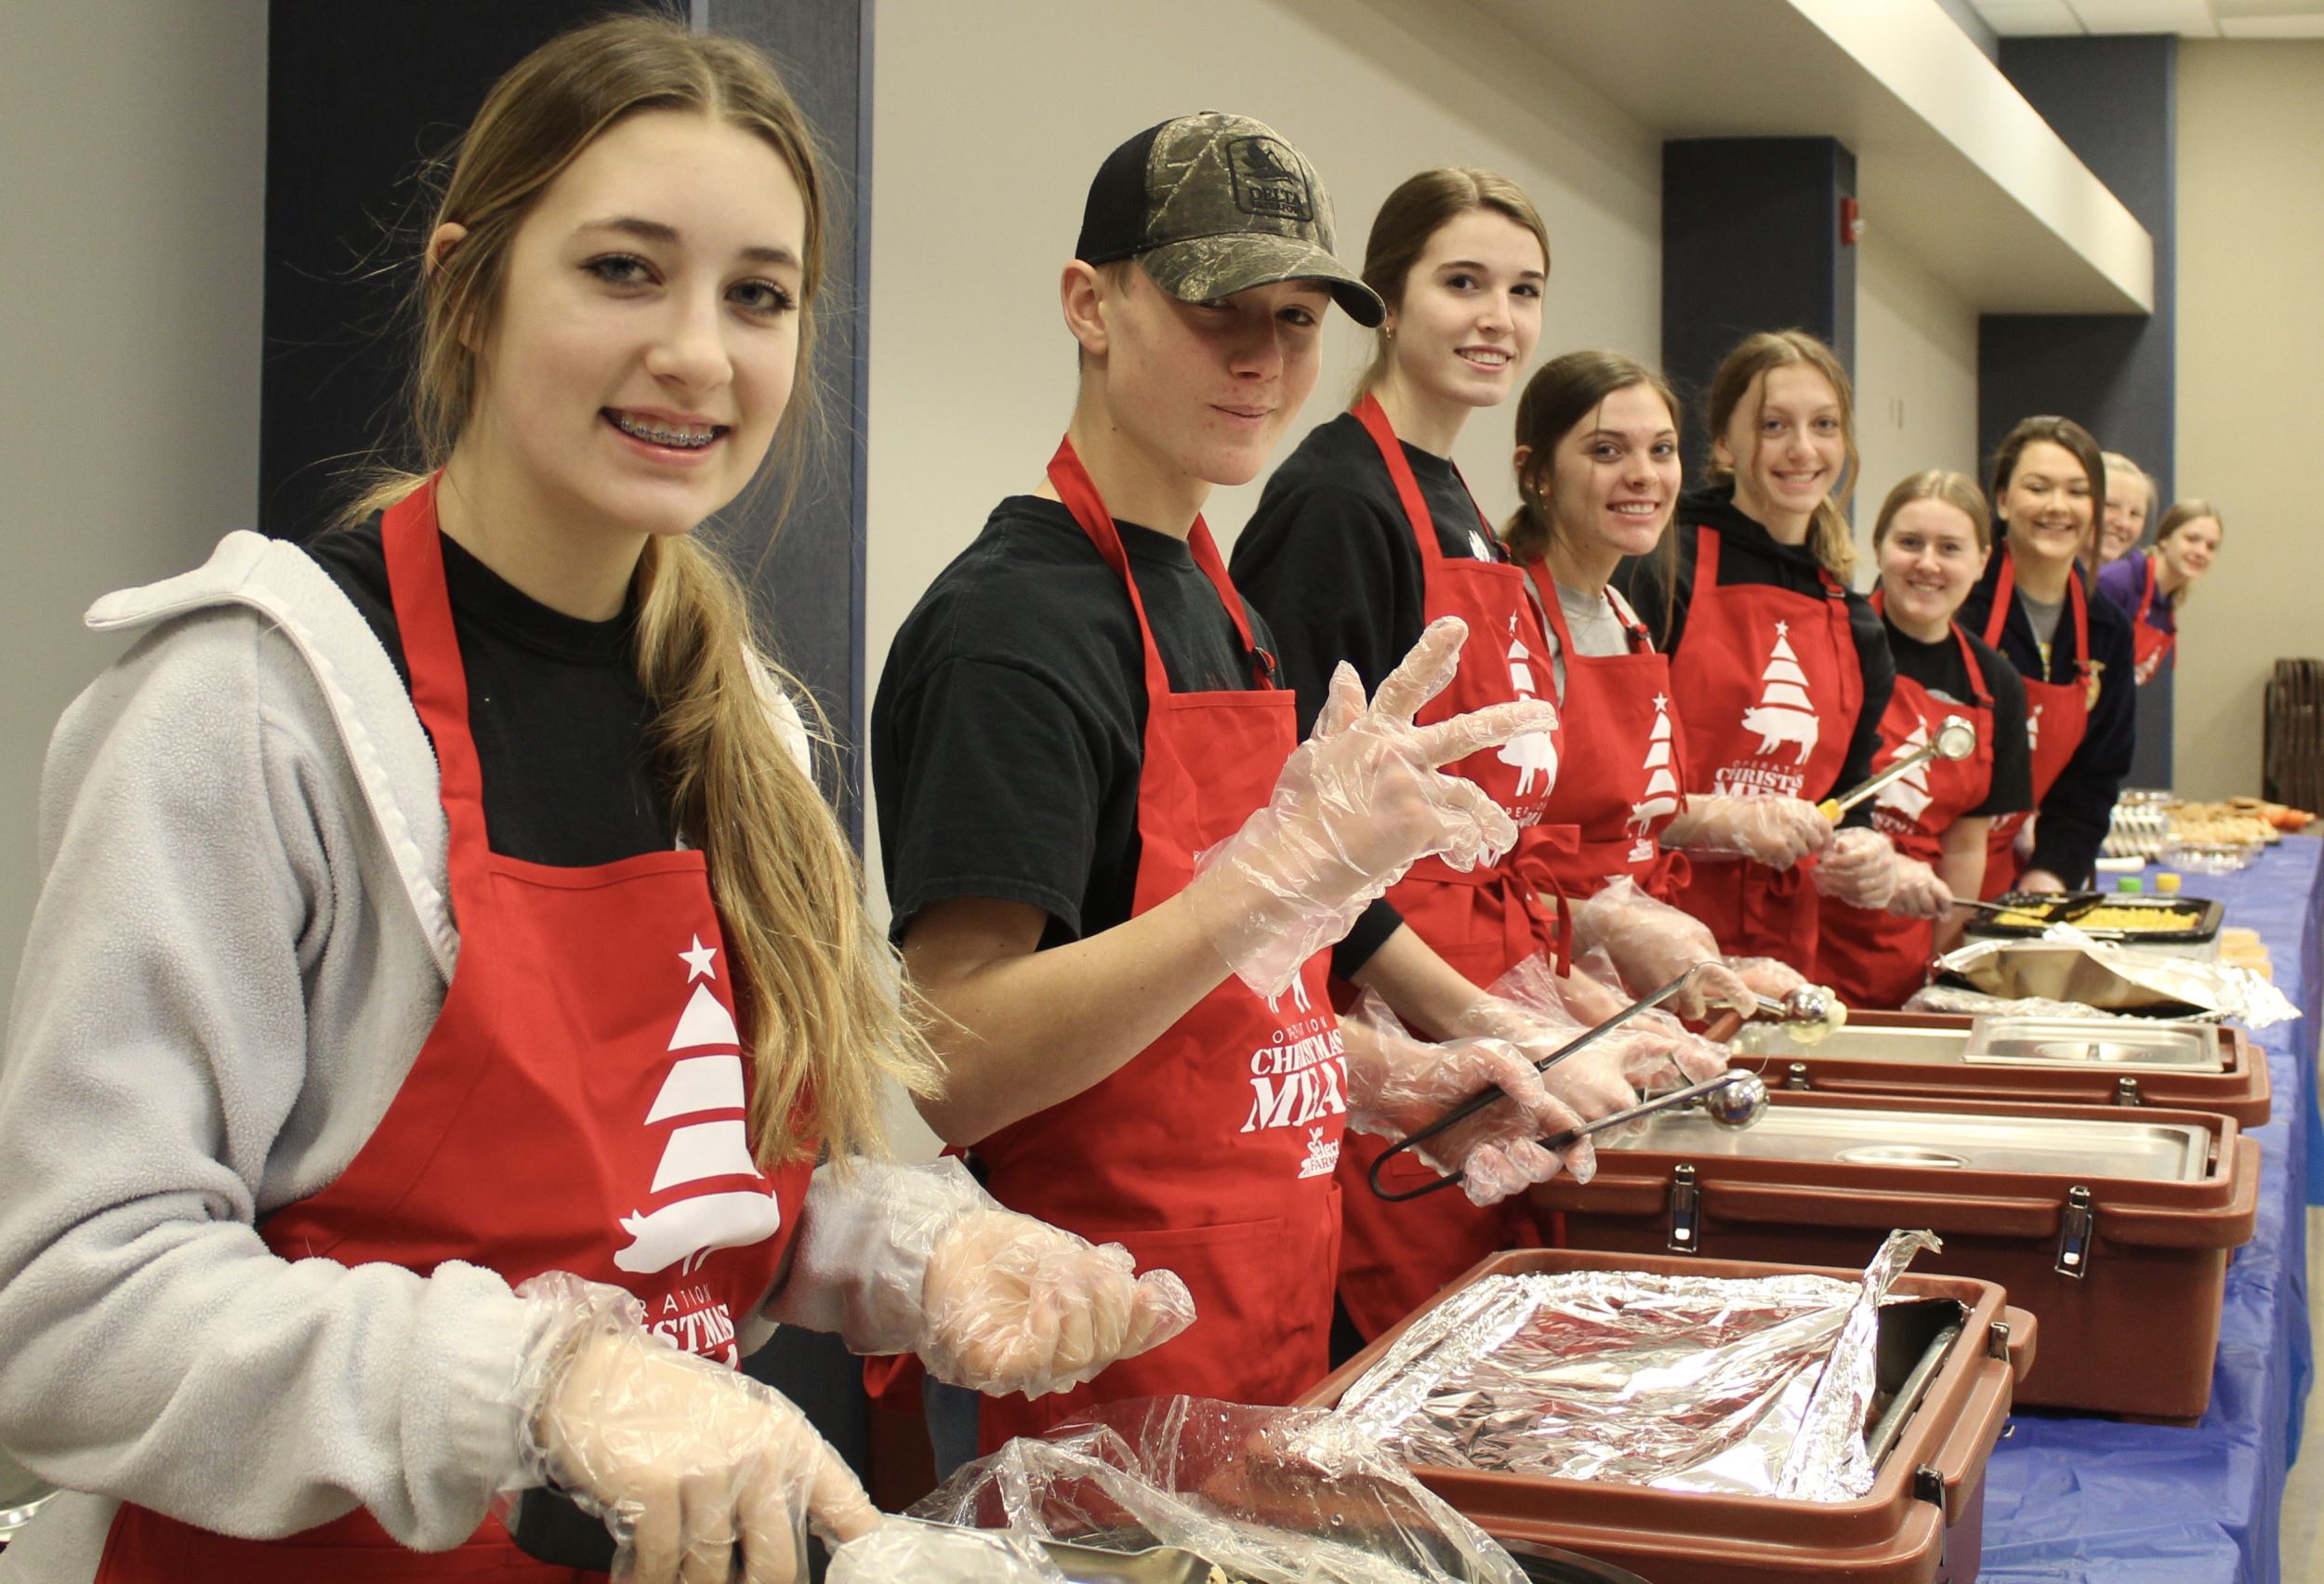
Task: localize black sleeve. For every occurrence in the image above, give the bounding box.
[1972,657,2034,818]
[1613,541,1687,655]
[876,653,1118,942]
[1231,482,1422,735]
[1333,899,1406,980]
[1833,591,1895,827]
[2028,606,2138,886]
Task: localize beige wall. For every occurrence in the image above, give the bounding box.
[2174,42,2324,800]
[0,3,267,1019]
[1851,223,1982,581]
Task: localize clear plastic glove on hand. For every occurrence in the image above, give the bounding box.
[1186,617,1558,998]
[1886,856,1953,920]
[1723,955,1809,1002]
[515,1274,876,1584]
[1485,955,1732,1100]
[1665,793,1832,869]
[921,1209,1194,1400]
[1813,826,1899,909]
[1340,991,1593,1206]
[1573,878,1758,1021]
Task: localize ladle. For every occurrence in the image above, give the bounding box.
[1818,713,1977,822]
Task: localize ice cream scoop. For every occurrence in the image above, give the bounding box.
[1818,714,1977,824]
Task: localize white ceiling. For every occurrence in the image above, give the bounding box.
[1972,0,2324,38]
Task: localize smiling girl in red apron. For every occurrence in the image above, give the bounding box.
[1960,416,2139,898]
[1232,169,1572,1343]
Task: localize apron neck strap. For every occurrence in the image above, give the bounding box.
[1352,391,1496,568]
[381,478,492,866]
[2139,548,2161,623]
[1044,436,1273,696]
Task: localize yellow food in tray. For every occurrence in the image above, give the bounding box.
[1992,904,2202,932]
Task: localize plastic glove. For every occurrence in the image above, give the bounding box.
[1572,878,1758,1021]
[765,1158,1190,1401]
[1813,826,1899,909]
[1663,793,1832,869]
[1723,955,1809,1002]
[1186,617,1558,997]
[1486,954,1732,1096]
[1340,991,1593,1206]
[1886,856,1953,920]
[515,1273,876,1584]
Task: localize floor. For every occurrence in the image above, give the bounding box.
[2285,1207,2324,1580]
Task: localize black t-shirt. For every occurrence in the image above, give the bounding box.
[874,495,1395,974]
[1883,621,2035,820]
[305,520,675,865]
[1615,485,1895,823]
[1230,409,1505,734]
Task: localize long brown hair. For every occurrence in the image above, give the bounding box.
[1357,167,1550,399]
[1501,350,1682,630]
[349,14,935,1166]
[1871,469,1992,552]
[2153,498,2226,609]
[1703,330,1860,580]
[1989,415,2106,574]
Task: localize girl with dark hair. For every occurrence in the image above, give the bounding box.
[2097,499,2225,685]
[1819,472,2034,1007]
[1959,417,2138,893]
[0,20,1186,1580]
[1613,330,1899,979]
[1231,178,1721,1347]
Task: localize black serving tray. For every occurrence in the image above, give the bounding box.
[1966,891,2223,944]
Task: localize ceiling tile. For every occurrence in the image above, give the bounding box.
[1975,0,2089,34]
[2067,0,2221,33]
[2219,13,2324,32]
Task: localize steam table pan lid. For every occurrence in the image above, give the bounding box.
[1627,1103,2210,1180]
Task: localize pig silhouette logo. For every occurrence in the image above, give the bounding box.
[1739,622,1821,765]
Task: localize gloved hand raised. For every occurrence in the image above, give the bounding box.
[1813,825,1899,909]
[1886,855,1953,920]
[1663,793,1832,870]
[1340,992,1592,1207]
[516,1274,877,1584]
[1573,878,1759,1022]
[1187,617,1557,998]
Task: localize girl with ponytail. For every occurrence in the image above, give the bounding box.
[0,18,1184,1582]
[1611,329,1899,978]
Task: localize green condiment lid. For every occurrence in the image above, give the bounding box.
[2117,875,2144,893]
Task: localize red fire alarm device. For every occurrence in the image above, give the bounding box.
[1841,195,1865,245]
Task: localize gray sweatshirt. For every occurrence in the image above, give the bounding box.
[0,532,940,1578]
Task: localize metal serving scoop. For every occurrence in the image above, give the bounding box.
[1818,713,1978,823]
[1536,1068,1770,1155]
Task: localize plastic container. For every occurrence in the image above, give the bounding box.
[1299,1247,2034,1584]
[1721,1009,2271,1128]
[1532,1092,2256,1421]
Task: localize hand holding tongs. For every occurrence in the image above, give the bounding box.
[1817,714,1978,823]
[1367,965,1763,1203]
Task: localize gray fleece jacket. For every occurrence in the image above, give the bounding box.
[0,533,945,1579]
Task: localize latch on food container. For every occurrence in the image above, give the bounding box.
[2115,1075,2143,1107]
[1667,1163,1700,1253]
[2054,1185,2095,1276]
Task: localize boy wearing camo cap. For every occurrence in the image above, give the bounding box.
[871,112,1558,1459]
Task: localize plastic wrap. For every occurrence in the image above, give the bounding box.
[910,1395,1528,1584]
[1340,991,1591,1205]
[1335,1231,1942,1504]
[509,1272,871,1581]
[1188,617,1555,997]
[1936,925,2301,1026]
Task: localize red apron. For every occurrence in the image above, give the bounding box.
[1980,550,2093,897]
[1665,524,1863,974]
[2131,551,2176,685]
[962,439,1341,1453]
[1332,395,1569,1343]
[1520,559,1691,904]
[97,482,812,1581]
[1818,601,1997,1008]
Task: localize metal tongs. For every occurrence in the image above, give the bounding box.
[1817,713,1978,822]
[1367,965,1774,1203]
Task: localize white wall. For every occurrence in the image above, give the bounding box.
[1851,222,1981,576]
[0,3,268,1023]
[2173,42,2324,801]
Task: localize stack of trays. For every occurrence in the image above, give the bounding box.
[1299,1247,2032,1584]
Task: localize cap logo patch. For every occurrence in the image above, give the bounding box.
[1228,137,1314,223]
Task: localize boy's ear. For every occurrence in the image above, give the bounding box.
[1061,260,1110,362]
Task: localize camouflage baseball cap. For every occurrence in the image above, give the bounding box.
[1075,112,1385,327]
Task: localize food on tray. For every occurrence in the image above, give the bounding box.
[2167,800,2288,848]
[1991,904,2199,932]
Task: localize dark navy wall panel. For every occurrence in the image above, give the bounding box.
[1979,34,2175,785]
[1663,138,1857,469]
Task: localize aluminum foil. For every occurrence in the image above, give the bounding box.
[1338,1231,1943,1503]
[1936,927,2300,1026]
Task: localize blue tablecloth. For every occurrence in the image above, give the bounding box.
[1979,836,2320,1584]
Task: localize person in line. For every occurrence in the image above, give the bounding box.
[1229,182,1724,1346]
[1960,417,2137,894]
[2097,499,2225,686]
[2097,451,2157,566]
[0,21,1192,1582]
[873,116,1583,1458]
[1613,330,1899,979]
[1820,472,2034,1008]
